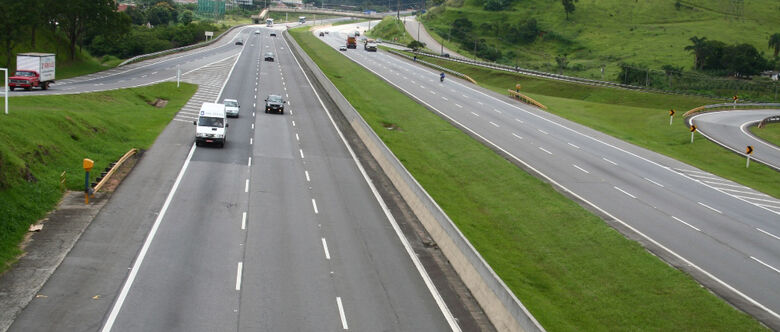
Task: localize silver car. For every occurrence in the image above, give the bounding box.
[224,99,240,118]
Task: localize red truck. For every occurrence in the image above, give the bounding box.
[347,34,357,49]
[9,53,56,91]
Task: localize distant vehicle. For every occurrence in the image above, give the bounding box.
[324,31,329,34]
[299,16,306,23]
[8,53,55,91]
[266,18,273,27]
[319,32,325,37]
[235,39,244,45]
[339,45,347,51]
[264,52,275,61]
[265,94,285,114]
[254,30,260,34]
[354,30,360,36]
[441,53,450,58]
[364,39,377,52]
[270,32,277,37]
[346,34,357,49]
[224,99,240,118]
[194,102,228,147]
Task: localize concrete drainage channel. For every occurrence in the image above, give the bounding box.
[284,31,545,332]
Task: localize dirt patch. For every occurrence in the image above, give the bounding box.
[382,121,402,131]
[101,153,140,192]
[149,98,168,108]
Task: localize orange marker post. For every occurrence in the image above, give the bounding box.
[746,145,753,168]
[669,109,675,125]
[83,158,94,204]
[690,125,696,143]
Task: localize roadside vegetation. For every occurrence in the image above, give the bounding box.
[404,51,780,198]
[420,0,780,100]
[750,123,780,147]
[289,27,765,331]
[0,82,197,274]
[367,17,415,45]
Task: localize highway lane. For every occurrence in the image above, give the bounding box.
[316,24,780,326]
[691,109,780,170]
[10,26,457,331]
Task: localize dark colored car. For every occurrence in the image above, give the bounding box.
[270,32,277,37]
[265,94,285,114]
[264,52,274,61]
[319,32,325,37]
[235,39,243,45]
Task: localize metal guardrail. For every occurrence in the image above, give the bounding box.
[92,148,138,193]
[758,115,780,128]
[413,50,734,100]
[386,49,477,84]
[683,103,780,118]
[118,25,246,67]
[508,89,547,110]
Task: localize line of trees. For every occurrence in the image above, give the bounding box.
[685,36,775,77]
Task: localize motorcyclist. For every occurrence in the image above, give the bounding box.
[440,72,445,82]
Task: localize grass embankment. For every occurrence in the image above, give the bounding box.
[0,82,197,274]
[422,0,780,79]
[750,123,780,147]
[289,28,764,331]
[367,17,415,45]
[407,52,780,198]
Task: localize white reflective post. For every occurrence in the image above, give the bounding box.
[1,68,7,115]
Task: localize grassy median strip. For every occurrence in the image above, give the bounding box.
[750,123,780,147]
[407,53,780,198]
[290,28,764,330]
[0,82,197,273]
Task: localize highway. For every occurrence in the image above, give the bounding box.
[317,24,780,327]
[8,25,463,331]
[691,109,780,170]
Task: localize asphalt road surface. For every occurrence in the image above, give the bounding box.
[318,23,780,327]
[9,25,458,331]
[691,109,780,170]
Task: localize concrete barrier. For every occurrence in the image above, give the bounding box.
[118,25,247,67]
[284,30,545,332]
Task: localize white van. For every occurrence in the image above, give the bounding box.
[194,102,228,147]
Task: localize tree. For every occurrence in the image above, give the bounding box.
[720,43,768,76]
[684,36,707,69]
[555,54,568,74]
[769,33,780,58]
[56,0,123,60]
[407,40,425,51]
[181,10,194,25]
[661,64,683,88]
[562,0,578,20]
[0,0,31,68]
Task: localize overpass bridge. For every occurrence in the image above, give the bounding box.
[252,7,389,23]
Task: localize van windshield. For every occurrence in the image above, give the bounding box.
[198,116,224,128]
[224,100,238,107]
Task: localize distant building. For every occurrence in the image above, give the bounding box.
[116,3,136,12]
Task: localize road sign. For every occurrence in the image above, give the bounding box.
[746,145,753,155]
[669,109,675,116]
[733,95,739,101]
[690,125,696,132]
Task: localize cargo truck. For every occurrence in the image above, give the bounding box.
[9,53,55,91]
[347,34,357,49]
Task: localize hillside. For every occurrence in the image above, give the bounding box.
[422,0,780,85]
[0,27,119,80]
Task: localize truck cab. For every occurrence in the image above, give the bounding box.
[9,71,41,91]
[194,103,228,147]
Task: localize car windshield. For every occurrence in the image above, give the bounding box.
[268,95,282,103]
[265,52,273,57]
[198,116,224,128]
[224,100,238,107]
[15,71,34,77]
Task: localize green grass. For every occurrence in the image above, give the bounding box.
[422,0,780,80]
[408,52,780,198]
[289,27,765,331]
[750,122,780,147]
[367,17,415,45]
[0,82,197,273]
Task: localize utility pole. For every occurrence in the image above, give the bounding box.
[474,39,477,59]
[397,0,400,19]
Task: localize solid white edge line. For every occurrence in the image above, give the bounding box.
[336,297,349,330]
[750,256,780,274]
[343,54,780,319]
[284,35,461,331]
[236,262,243,291]
[321,238,331,260]
[312,198,318,214]
[241,212,247,230]
[672,216,702,232]
[101,143,197,332]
